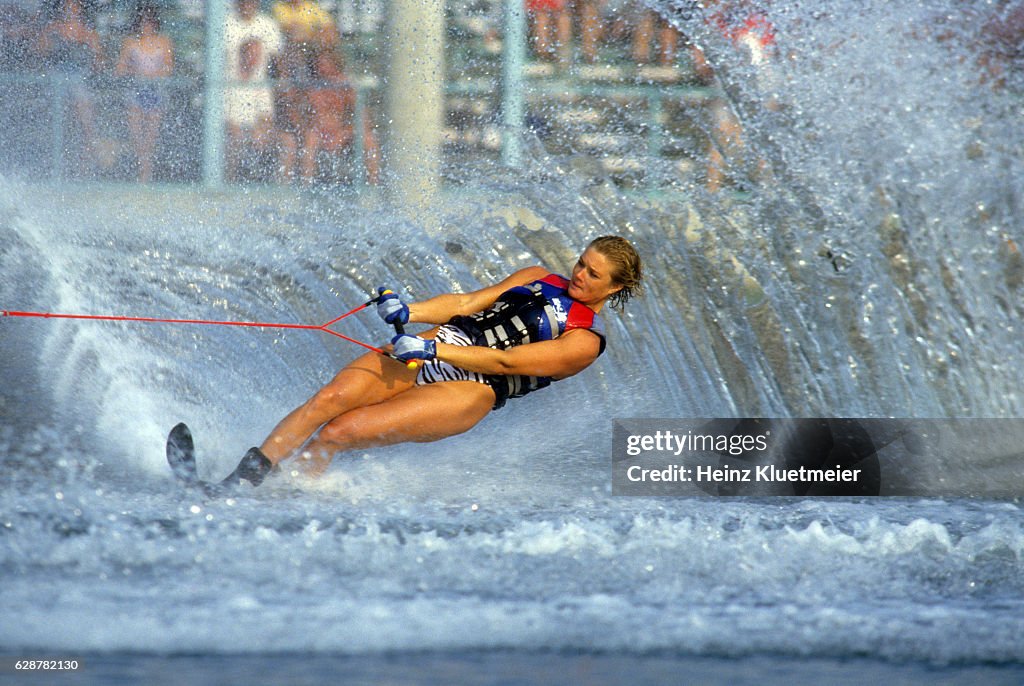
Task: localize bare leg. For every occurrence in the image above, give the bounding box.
[259,350,419,463]
[139,109,163,182]
[555,8,572,65]
[579,0,601,64]
[253,115,274,153]
[658,23,678,66]
[531,11,552,59]
[277,131,298,183]
[127,106,145,179]
[363,118,380,185]
[296,381,496,475]
[708,102,743,193]
[633,10,654,64]
[707,143,726,194]
[301,128,320,183]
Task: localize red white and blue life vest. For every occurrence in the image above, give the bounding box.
[449,273,606,408]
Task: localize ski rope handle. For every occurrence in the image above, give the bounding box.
[375,289,419,371]
[4,290,420,370]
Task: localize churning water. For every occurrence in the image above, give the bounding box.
[1,0,1023,682]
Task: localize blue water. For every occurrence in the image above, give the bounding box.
[3,0,1024,682]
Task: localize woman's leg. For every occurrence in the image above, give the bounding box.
[531,10,552,59]
[127,105,145,177]
[579,0,602,64]
[301,128,320,182]
[139,109,162,182]
[295,381,496,475]
[259,350,419,463]
[277,130,298,183]
[362,117,380,185]
[707,104,743,193]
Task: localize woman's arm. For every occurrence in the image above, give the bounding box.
[406,265,549,325]
[434,328,602,380]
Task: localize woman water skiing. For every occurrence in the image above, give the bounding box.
[220,235,642,486]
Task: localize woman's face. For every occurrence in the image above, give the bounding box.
[568,247,622,308]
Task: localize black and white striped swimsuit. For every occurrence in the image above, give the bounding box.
[415,324,489,387]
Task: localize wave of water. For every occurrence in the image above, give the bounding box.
[1,450,1023,666]
[1,182,1022,670]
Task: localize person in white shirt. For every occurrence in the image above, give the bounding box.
[224,0,287,181]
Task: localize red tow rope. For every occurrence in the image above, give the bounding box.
[2,298,385,356]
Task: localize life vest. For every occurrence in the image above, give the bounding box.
[449,273,606,408]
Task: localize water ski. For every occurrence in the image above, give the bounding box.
[166,422,274,491]
[166,422,199,486]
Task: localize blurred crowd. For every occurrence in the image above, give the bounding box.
[0,0,759,186]
[1,0,1020,187]
[222,0,380,184]
[0,0,380,184]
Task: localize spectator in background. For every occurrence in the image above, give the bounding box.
[37,0,103,171]
[695,0,777,192]
[272,0,338,72]
[115,4,173,182]
[526,0,571,64]
[576,0,603,64]
[272,43,304,183]
[632,6,679,66]
[707,0,777,93]
[301,47,379,185]
[224,0,285,181]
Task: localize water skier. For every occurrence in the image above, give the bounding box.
[215,235,642,486]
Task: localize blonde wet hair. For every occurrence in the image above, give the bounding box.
[588,235,642,310]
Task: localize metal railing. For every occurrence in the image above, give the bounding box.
[0,67,719,187]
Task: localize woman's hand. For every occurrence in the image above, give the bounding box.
[376,287,409,326]
[390,334,436,362]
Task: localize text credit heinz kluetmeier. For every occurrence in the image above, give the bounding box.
[610,419,933,499]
